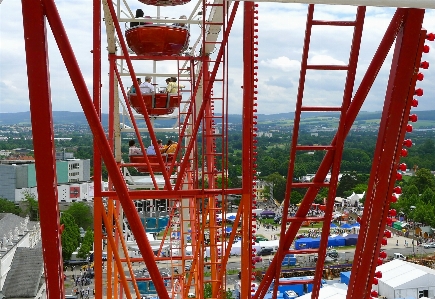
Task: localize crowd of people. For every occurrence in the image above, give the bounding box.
[71,273,94,299]
[128,139,178,156]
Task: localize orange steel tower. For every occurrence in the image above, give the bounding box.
[18,0,434,298]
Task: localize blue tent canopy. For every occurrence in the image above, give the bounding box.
[345,234,358,246]
[295,238,313,249]
[330,223,337,228]
[352,222,360,227]
[332,236,346,246]
[225,227,232,233]
[341,223,352,229]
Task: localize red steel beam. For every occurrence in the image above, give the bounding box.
[39,0,170,297]
[347,9,426,298]
[241,2,255,298]
[100,188,242,199]
[92,0,103,296]
[254,8,407,298]
[21,1,64,298]
[312,7,366,298]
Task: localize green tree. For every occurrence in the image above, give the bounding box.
[77,229,94,260]
[60,212,81,261]
[64,202,93,230]
[203,283,234,299]
[0,198,21,215]
[352,183,368,194]
[264,173,286,203]
[408,168,435,193]
[393,185,419,215]
[22,190,39,221]
[336,174,358,197]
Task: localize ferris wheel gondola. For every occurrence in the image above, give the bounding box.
[126,24,190,56]
[128,92,181,116]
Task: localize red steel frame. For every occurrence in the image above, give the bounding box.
[20,0,428,297]
[347,9,427,297]
[254,7,425,299]
[21,1,65,298]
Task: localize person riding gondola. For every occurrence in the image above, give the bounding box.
[130,9,145,28]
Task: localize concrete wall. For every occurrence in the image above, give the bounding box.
[0,165,16,201]
[56,161,69,183]
[15,165,28,189]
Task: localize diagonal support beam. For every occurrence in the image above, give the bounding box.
[346,9,426,297]
[21,1,64,298]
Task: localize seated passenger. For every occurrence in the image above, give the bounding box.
[166,77,185,94]
[140,76,155,94]
[144,15,153,25]
[130,9,145,28]
[146,140,163,155]
[173,15,187,28]
[129,140,142,155]
[162,139,177,154]
[128,78,142,95]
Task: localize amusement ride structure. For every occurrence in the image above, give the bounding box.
[12,0,435,298]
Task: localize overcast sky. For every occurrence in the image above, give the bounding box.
[0,0,434,115]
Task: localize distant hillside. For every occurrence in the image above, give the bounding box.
[1,110,434,126]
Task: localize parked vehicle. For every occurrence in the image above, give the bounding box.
[392,253,406,260]
[423,242,435,249]
[257,248,274,256]
[253,256,263,263]
[326,249,339,259]
[255,236,269,242]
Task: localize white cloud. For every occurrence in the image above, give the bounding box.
[308,54,346,65]
[1,1,435,115]
[261,56,300,72]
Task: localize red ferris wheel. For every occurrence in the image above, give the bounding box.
[16,0,434,298]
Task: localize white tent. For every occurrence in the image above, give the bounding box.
[374,260,435,299]
[228,241,261,256]
[297,284,348,299]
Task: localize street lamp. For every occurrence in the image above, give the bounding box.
[410,205,416,256]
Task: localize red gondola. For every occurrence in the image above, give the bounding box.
[138,0,189,6]
[129,154,176,173]
[128,92,181,116]
[126,25,189,56]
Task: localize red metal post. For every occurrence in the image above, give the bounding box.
[241,2,255,298]
[93,0,103,295]
[347,9,426,298]
[21,1,64,298]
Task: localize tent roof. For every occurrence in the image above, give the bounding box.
[376,260,435,288]
[298,284,348,299]
[261,210,275,214]
[420,226,434,234]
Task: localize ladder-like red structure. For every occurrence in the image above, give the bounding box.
[271,4,366,298]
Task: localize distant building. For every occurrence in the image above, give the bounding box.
[0,159,92,202]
